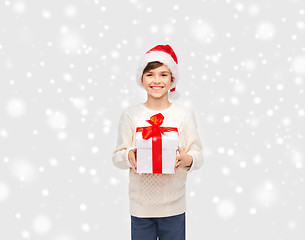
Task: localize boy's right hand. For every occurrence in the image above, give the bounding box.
[128,148,137,173]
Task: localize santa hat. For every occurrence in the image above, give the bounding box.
[136,44,181,101]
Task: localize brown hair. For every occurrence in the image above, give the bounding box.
[142,61,173,82]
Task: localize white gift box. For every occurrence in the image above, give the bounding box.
[135,120,178,174]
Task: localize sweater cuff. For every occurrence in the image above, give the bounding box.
[186,152,200,173]
[124,147,136,169]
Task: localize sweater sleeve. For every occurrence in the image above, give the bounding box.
[180,109,204,173]
[112,110,135,170]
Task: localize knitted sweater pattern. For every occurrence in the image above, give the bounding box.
[112,102,204,217]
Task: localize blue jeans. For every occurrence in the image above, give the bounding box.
[131,212,185,240]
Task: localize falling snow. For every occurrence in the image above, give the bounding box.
[0,0,304,239]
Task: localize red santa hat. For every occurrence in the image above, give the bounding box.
[136,44,180,101]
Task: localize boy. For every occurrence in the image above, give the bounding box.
[112,44,204,240]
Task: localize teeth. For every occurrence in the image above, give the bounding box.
[152,87,162,89]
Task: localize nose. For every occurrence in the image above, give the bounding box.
[152,75,161,83]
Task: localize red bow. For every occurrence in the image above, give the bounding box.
[136,113,178,173]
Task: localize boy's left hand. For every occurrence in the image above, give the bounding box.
[174,146,193,171]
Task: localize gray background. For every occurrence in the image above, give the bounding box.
[1,0,304,239]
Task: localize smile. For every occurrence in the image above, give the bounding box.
[150,86,164,90]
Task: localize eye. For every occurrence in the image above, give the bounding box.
[162,74,168,77]
[146,74,152,76]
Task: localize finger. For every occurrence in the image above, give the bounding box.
[177,147,184,155]
[133,159,137,173]
[133,159,137,169]
[134,149,137,161]
[179,146,185,153]
[130,162,136,172]
[130,157,136,168]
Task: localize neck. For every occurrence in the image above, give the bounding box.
[144,95,172,110]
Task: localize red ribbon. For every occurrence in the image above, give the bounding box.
[136,113,178,173]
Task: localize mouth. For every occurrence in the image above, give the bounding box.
[150,86,164,90]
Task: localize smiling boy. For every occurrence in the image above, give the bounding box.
[112,44,204,240]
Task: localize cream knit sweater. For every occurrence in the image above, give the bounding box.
[112,102,204,218]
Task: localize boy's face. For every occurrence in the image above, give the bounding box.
[141,64,174,100]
